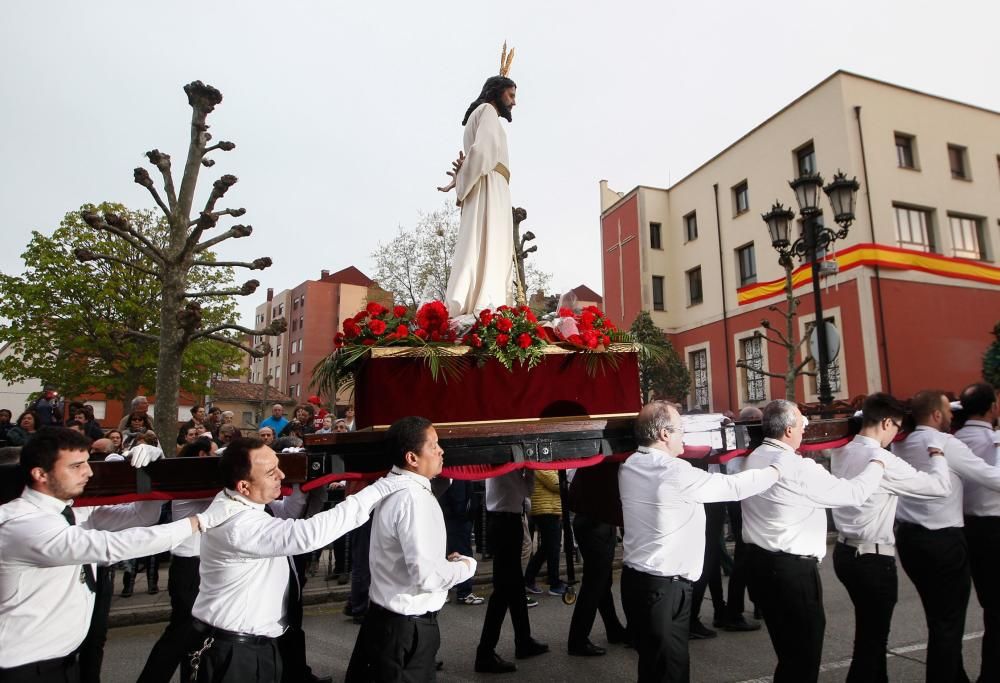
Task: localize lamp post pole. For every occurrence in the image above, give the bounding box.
[761,171,860,408]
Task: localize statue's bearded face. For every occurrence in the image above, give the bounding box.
[495,86,516,122]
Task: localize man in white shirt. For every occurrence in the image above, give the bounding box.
[0,428,228,683]
[831,393,950,683]
[618,401,791,683]
[189,437,403,682]
[894,389,1000,683]
[345,416,476,681]
[741,399,886,683]
[955,383,1000,683]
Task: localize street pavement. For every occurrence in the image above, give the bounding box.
[101,539,986,682]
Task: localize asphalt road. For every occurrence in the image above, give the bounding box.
[102,547,986,683]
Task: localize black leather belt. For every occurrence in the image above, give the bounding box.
[369,602,439,623]
[0,652,78,676]
[191,618,274,645]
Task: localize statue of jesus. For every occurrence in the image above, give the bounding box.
[438,48,517,317]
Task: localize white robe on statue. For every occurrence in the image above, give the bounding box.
[444,102,515,317]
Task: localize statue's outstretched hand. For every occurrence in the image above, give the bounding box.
[436,151,465,192]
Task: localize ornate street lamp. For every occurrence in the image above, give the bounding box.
[763,169,860,406]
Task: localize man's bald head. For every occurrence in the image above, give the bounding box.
[91,438,114,455]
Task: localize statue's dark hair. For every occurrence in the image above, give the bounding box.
[462,76,516,125]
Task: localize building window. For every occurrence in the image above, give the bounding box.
[242,411,254,426]
[291,319,297,331]
[300,294,305,307]
[733,181,749,216]
[740,335,766,402]
[949,214,985,260]
[290,362,297,375]
[684,211,698,242]
[652,276,665,311]
[690,349,709,411]
[893,204,935,252]
[299,315,304,329]
[686,267,703,306]
[649,222,662,250]
[736,243,757,286]
[895,133,916,169]
[275,343,282,357]
[292,298,298,310]
[948,144,969,180]
[796,142,816,176]
[296,361,302,374]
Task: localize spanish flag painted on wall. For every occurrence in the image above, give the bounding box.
[737,243,1000,306]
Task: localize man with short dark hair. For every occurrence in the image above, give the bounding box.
[894,389,1000,683]
[0,428,229,683]
[955,383,1000,682]
[619,401,788,682]
[346,417,475,681]
[258,425,276,446]
[742,399,887,683]
[177,406,207,446]
[0,408,13,442]
[831,393,951,683]
[189,437,405,682]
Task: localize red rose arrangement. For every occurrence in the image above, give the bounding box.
[463,305,546,369]
[415,300,456,343]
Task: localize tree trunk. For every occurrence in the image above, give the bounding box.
[153,274,185,452]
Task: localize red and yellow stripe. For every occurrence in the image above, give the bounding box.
[737,243,1000,305]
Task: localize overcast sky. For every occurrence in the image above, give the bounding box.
[3,1,998,327]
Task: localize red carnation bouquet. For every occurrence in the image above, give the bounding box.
[463,305,546,369]
[557,305,618,351]
[334,301,414,347]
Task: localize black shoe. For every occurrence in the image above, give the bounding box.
[306,676,332,683]
[435,660,444,671]
[719,615,762,632]
[688,620,717,640]
[515,639,550,659]
[147,582,159,595]
[568,641,606,657]
[120,574,134,598]
[475,651,517,674]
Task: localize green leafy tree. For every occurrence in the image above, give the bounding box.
[0,203,245,414]
[984,322,1000,388]
[629,311,690,404]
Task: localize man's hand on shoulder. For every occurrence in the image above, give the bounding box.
[194,493,241,533]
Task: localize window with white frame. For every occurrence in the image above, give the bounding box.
[893,204,935,252]
[740,335,766,402]
[949,213,985,260]
[690,349,709,411]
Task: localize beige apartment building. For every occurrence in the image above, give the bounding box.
[600,70,1000,411]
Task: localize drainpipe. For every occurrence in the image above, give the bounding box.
[713,184,735,410]
[854,105,892,393]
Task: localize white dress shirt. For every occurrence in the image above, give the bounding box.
[369,467,476,615]
[955,420,1000,517]
[192,485,384,637]
[895,425,1000,528]
[742,439,884,559]
[619,446,779,580]
[0,488,192,667]
[485,469,534,513]
[831,435,950,545]
[170,499,212,558]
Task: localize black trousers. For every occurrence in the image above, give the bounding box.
[965,515,1000,683]
[477,512,532,653]
[896,522,971,683]
[189,634,281,683]
[277,553,314,683]
[345,603,441,682]
[832,543,897,683]
[525,514,562,586]
[0,654,80,683]
[138,555,201,683]
[744,544,825,683]
[723,501,750,620]
[79,565,114,683]
[567,514,625,648]
[620,566,692,683]
[349,519,372,617]
[690,502,725,623]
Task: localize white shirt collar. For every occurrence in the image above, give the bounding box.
[637,445,674,460]
[914,425,938,433]
[853,434,881,449]
[389,465,432,492]
[223,488,266,511]
[965,420,995,429]
[21,486,72,512]
[762,437,797,453]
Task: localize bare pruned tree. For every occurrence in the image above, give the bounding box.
[735,258,816,402]
[78,81,286,442]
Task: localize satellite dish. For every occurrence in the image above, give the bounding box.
[809,321,841,362]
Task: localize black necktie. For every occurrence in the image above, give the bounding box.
[61,506,97,592]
